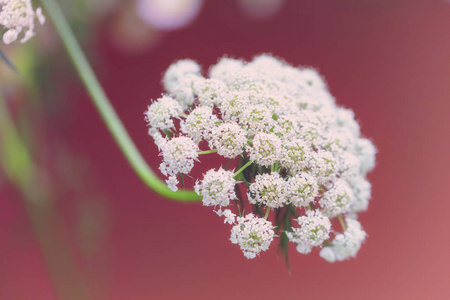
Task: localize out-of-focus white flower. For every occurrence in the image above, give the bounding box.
[163,59,201,95]
[353,137,377,175]
[230,213,275,259]
[237,0,285,21]
[0,0,45,44]
[146,54,376,262]
[347,177,372,213]
[295,242,312,255]
[319,246,336,262]
[320,218,366,262]
[136,0,203,31]
[209,57,245,85]
[195,168,236,207]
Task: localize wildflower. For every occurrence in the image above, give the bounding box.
[163,59,201,94]
[146,55,376,262]
[215,208,236,225]
[195,168,236,207]
[319,178,354,218]
[247,132,284,167]
[287,210,331,251]
[0,0,45,44]
[181,106,218,143]
[230,214,275,259]
[209,123,247,158]
[159,136,198,190]
[248,173,287,208]
[319,218,366,262]
[194,78,227,107]
[284,173,319,208]
[145,96,182,130]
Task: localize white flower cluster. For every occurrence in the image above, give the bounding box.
[319,218,367,262]
[145,55,376,261]
[230,213,275,259]
[195,168,236,207]
[286,210,331,254]
[0,0,45,45]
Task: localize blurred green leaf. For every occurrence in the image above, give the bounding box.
[0,48,18,73]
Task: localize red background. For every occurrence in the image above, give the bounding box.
[1,0,450,299]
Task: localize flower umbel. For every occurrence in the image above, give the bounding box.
[0,0,45,44]
[145,54,376,262]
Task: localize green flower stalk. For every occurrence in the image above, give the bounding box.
[39,0,201,202]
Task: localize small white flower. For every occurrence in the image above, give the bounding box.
[248,173,287,208]
[319,247,336,263]
[272,114,302,141]
[230,213,275,259]
[247,132,284,167]
[148,128,167,149]
[240,104,275,136]
[338,152,361,180]
[209,123,247,158]
[163,59,201,94]
[309,150,340,186]
[336,108,360,137]
[160,136,198,179]
[220,90,255,122]
[223,210,236,224]
[298,68,327,90]
[320,218,366,262]
[145,96,182,130]
[353,138,377,175]
[209,57,245,85]
[320,178,354,218]
[194,78,227,107]
[0,0,45,44]
[195,168,236,207]
[166,175,179,192]
[284,173,319,207]
[281,139,313,174]
[181,106,218,143]
[347,177,372,213]
[295,242,312,255]
[171,74,203,109]
[287,210,331,248]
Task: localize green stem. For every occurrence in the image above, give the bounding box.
[264,207,270,220]
[198,149,218,155]
[234,160,253,179]
[337,215,347,232]
[40,0,200,202]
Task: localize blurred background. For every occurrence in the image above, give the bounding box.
[1,0,450,299]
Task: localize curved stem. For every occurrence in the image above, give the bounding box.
[40,0,200,202]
